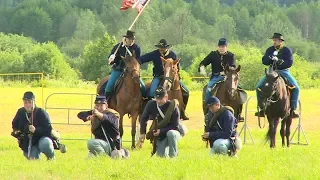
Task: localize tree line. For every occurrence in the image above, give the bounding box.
[0,0,319,90]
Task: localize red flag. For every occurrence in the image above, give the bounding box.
[120,0,148,13]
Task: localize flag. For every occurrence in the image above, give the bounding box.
[120,0,148,13]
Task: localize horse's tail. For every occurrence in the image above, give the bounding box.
[265,125,272,144]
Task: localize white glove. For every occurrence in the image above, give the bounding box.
[272,56,279,61]
[199,66,207,76]
[273,51,278,56]
[108,54,115,64]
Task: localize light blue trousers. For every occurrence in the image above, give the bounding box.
[156,130,181,158]
[23,137,55,160]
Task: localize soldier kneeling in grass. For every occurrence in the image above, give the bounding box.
[11,91,65,160]
[77,96,129,159]
[202,96,242,156]
[138,87,187,158]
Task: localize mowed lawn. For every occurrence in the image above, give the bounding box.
[0,88,319,180]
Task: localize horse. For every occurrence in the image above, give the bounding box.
[259,68,292,148]
[202,65,243,121]
[96,52,142,149]
[161,57,185,117]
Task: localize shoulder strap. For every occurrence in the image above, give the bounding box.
[156,99,179,129]
[104,108,120,119]
[209,106,234,129]
[156,103,165,118]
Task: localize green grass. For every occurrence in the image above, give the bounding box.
[0,88,319,179]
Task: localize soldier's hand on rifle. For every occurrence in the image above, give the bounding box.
[139,134,146,143]
[28,125,35,133]
[271,56,279,62]
[108,54,115,64]
[92,109,99,116]
[92,109,103,120]
[202,132,209,139]
[153,129,160,136]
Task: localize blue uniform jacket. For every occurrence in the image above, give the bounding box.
[205,110,237,143]
[12,107,52,152]
[139,50,180,77]
[200,51,236,75]
[140,100,180,140]
[262,46,293,70]
[109,43,141,71]
[77,110,121,150]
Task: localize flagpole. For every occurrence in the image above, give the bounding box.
[111,0,151,58]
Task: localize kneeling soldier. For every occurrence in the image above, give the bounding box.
[77,96,129,159]
[202,96,242,156]
[11,91,55,160]
[139,87,182,158]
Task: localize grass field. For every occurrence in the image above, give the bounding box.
[0,88,319,180]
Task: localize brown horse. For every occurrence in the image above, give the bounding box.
[96,52,142,149]
[202,65,242,121]
[259,69,292,148]
[160,57,185,118]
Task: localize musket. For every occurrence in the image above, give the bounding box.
[27,106,34,160]
[151,115,159,157]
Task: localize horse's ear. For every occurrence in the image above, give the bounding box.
[236,65,241,72]
[174,58,181,65]
[160,56,167,63]
[265,68,268,75]
[225,64,230,72]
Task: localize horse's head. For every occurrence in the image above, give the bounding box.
[224,64,241,99]
[161,57,180,91]
[260,68,281,99]
[121,51,140,83]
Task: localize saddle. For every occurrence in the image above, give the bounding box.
[210,78,247,105]
[279,75,296,90]
[101,73,125,96]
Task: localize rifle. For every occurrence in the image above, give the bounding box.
[26,106,34,160]
[151,115,159,157]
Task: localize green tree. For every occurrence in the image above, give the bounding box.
[81,33,116,81]
[10,7,53,42]
[24,42,77,79]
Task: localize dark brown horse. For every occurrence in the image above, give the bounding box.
[202,65,242,120]
[96,52,142,149]
[259,69,292,148]
[161,57,185,117]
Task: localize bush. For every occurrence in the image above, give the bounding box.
[23,42,78,80]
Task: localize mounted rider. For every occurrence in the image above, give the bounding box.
[139,39,189,120]
[198,38,244,121]
[105,30,145,100]
[255,33,300,118]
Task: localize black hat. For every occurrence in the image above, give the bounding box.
[218,38,227,46]
[155,87,167,99]
[155,39,170,48]
[205,96,220,106]
[95,96,107,104]
[271,33,284,41]
[22,91,35,100]
[123,30,135,39]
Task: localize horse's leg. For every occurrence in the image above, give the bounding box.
[202,85,208,115]
[131,112,138,149]
[286,117,293,147]
[273,118,280,148]
[267,116,274,148]
[280,118,286,147]
[119,114,124,139]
